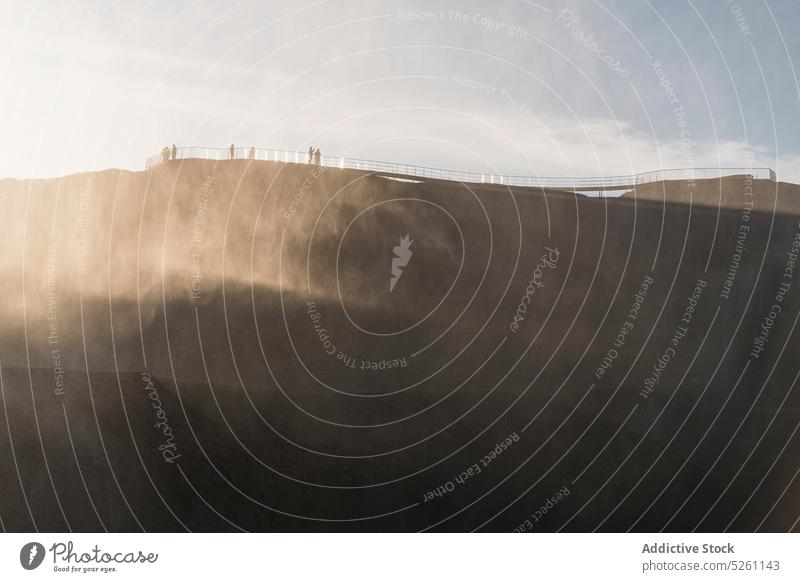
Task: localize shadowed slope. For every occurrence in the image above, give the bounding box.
[0,159,799,531]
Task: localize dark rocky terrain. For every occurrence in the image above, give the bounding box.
[0,159,798,531]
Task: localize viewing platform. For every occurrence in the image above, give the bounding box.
[146,146,777,194]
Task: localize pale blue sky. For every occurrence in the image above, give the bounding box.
[1,0,799,181]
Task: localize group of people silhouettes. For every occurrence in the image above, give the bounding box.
[161,144,177,163]
[159,144,323,165]
[228,144,256,160]
[307,146,322,165]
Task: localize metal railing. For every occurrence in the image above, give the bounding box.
[145,146,776,192]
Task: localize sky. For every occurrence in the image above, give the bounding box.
[1,0,799,182]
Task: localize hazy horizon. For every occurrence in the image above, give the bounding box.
[1,0,799,182]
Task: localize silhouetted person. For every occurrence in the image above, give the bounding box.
[161,146,169,164]
[248,147,255,160]
[307,146,313,164]
[171,144,177,161]
[229,144,235,160]
[314,148,321,166]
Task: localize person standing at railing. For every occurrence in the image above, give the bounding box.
[229,144,235,160]
[314,148,321,166]
[248,147,255,160]
[307,146,313,164]
[171,144,177,161]
[161,146,169,164]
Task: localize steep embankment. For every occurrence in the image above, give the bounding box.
[0,159,799,532]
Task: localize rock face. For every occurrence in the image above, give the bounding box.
[0,159,798,531]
